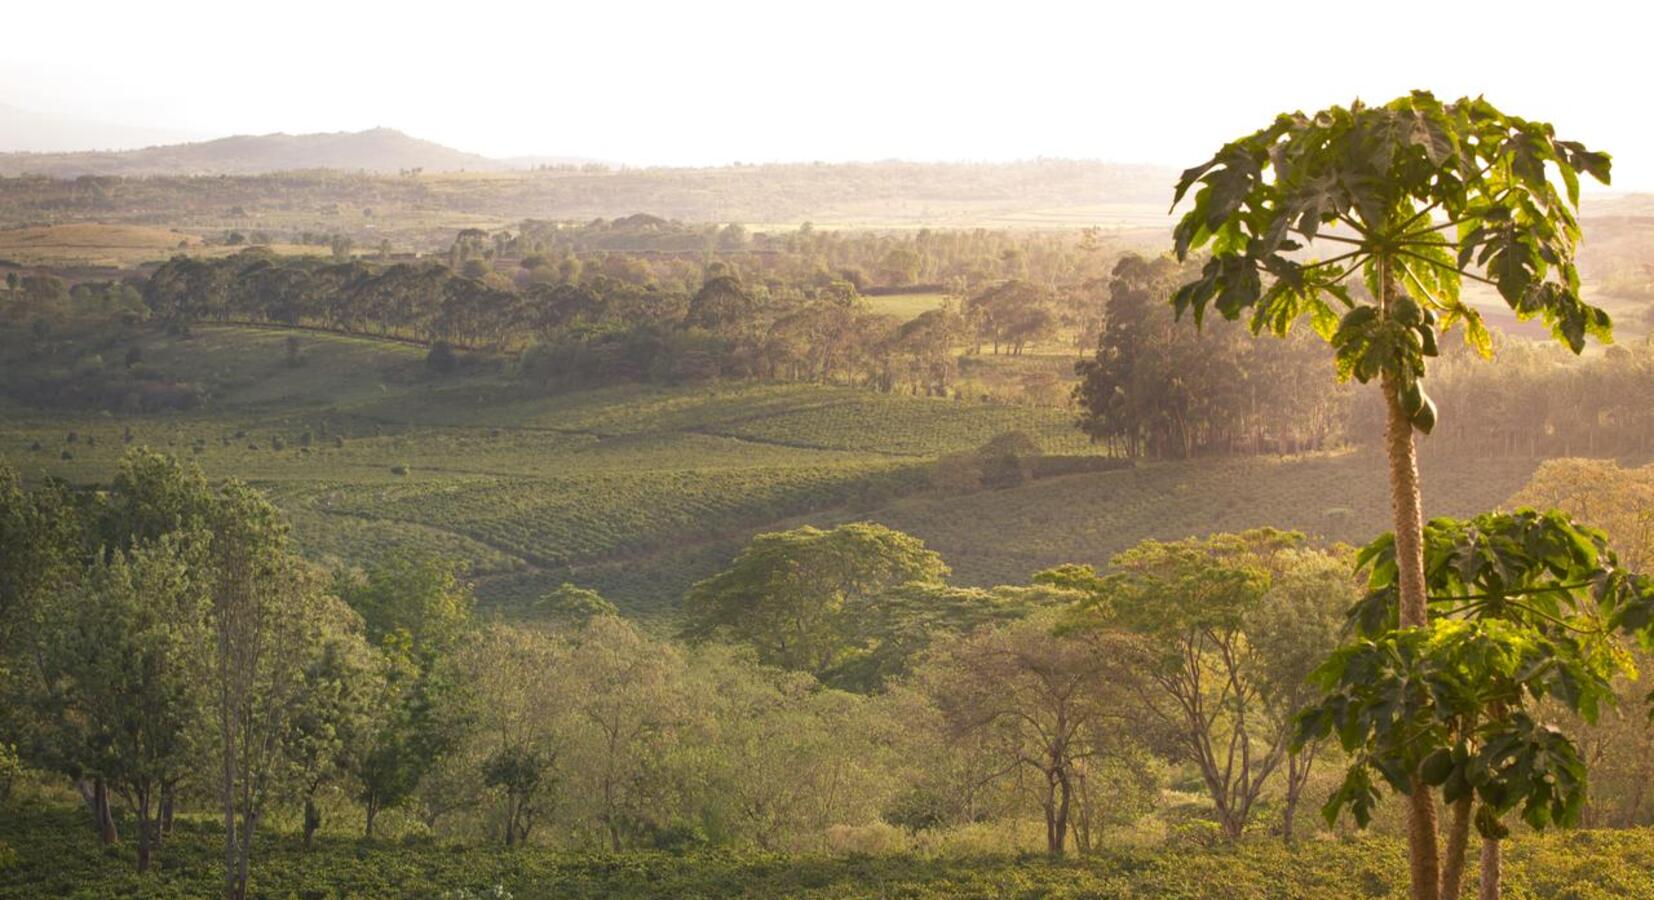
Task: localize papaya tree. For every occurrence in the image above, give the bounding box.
[1297,510,1654,898]
[1169,91,1612,899]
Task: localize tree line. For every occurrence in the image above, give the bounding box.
[1073,254,1654,460]
[122,234,1097,397]
[0,452,1356,871]
[8,240,1650,462]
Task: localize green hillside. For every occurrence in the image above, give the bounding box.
[0,325,1546,622]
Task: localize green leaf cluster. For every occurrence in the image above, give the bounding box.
[1298,509,1654,838]
[1170,91,1613,433]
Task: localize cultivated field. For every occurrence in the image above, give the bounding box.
[0,324,1554,623]
[0,223,325,267]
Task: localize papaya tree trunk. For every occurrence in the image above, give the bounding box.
[1382,280,1441,900]
[1478,836,1501,900]
[1474,700,1508,899]
[1440,793,1473,898]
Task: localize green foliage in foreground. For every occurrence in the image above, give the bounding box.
[6,804,1654,899]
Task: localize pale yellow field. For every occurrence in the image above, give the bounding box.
[0,223,338,267]
[863,292,952,321]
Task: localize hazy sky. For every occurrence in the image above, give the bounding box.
[5,0,1651,188]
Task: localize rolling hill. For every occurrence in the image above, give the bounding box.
[0,127,520,177]
[0,323,1554,624]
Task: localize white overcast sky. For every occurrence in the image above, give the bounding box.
[4,0,1651,188]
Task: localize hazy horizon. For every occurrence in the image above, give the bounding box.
[5,0,1653,190]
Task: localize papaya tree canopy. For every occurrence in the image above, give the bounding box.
[1170,91,1613,433]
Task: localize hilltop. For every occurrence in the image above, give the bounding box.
[0,127,538,177]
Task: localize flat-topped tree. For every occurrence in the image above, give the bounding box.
[1168,91,1611,900]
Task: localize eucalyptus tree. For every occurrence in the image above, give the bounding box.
[1169,91,1611,899]
[207,480,351,900]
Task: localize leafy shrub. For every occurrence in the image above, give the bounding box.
[0,743,19,803]
[427,341,458,375]
[824,822,909,855]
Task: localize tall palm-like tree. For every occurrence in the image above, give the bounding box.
[1167,91,1611,899]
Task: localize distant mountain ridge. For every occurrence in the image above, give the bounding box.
[0,127,596,177]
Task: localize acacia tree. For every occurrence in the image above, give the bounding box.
[561,615,687,851]
[1049,529,1348,841]
[917,611,1130,855]
[1170,91,1611,899]
[681,523,949,677]
[453,624,562,847]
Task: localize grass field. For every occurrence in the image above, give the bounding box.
[0,223,330,267]
[0,324,1565,623]
[3,801,1651,899]
[862,292,951,322]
